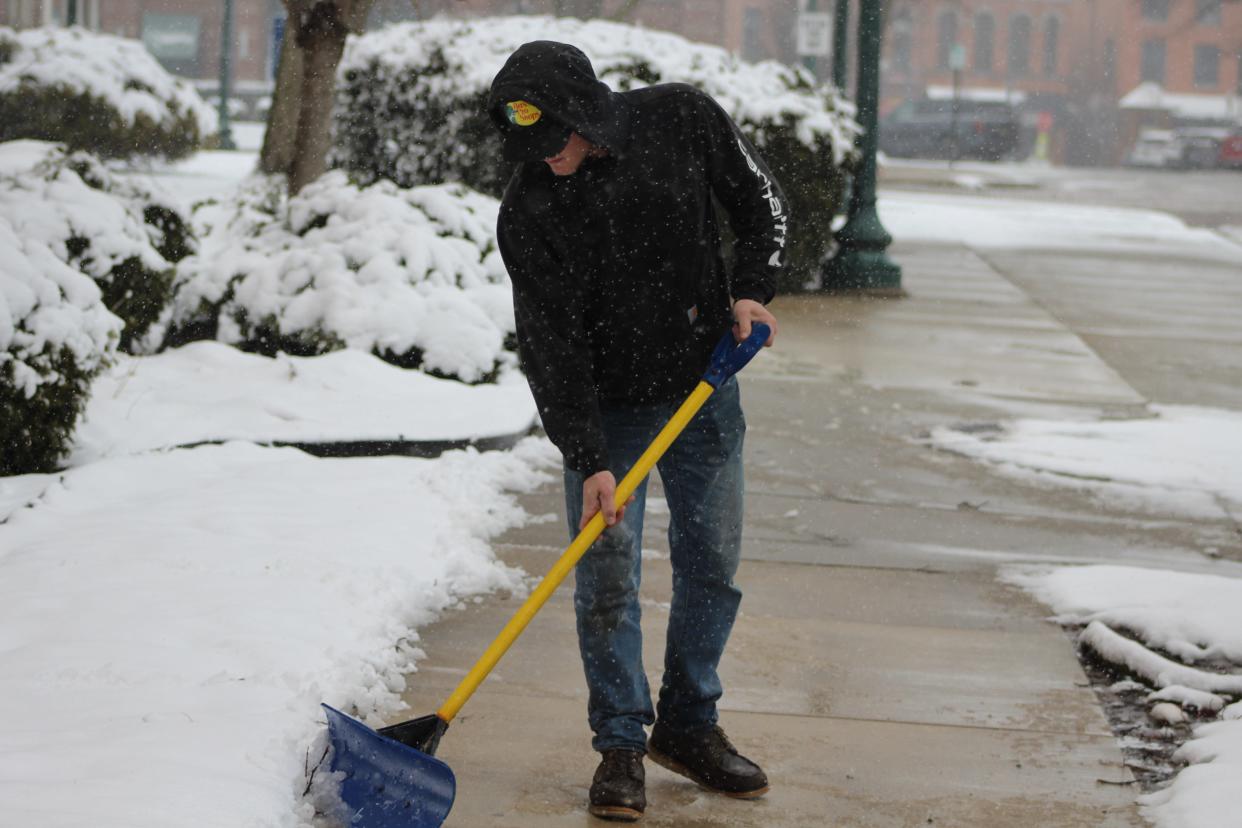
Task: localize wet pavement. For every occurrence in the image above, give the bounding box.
[385,176,1241,826]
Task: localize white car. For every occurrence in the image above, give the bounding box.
[1126,129,1178,168]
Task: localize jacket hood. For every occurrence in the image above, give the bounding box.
[488,41,631,161]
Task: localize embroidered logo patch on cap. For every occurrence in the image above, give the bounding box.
[505,100,542,127]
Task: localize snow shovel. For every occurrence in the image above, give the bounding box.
[321,322,772,828]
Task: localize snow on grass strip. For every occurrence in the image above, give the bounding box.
[69,342,536,466]
[0,438,558,827]
[1079,621,1242,695]
[932,405,1242,522]
[878,191,1240,261]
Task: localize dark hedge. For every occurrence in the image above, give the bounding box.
[334,46,855,294]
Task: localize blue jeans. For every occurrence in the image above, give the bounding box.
[563,377,746,753]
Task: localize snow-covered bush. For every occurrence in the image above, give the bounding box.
[165,172,515,384]
[0,141,193,352]
[0,27,215,160]
[1,215,121,474]
[334,16,861,291]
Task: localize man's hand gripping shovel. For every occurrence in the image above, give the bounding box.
[320,323,771,828]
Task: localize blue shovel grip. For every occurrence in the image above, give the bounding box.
[702,322,770,388]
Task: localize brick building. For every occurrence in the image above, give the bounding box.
[883,0,1242,163]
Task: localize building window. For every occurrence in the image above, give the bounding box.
[1142,0,1170,22]
[937,11,958,70]
[142,13,202,76]
[239,27,251,60]
[1043,17,1060,77]
[1103,38,1117,87]
[1141,39,1166,84]
[892,9,913,75]
[974,13,995,73]
[1007,15,1031,77]
[1194,44,1220,87]
[1196,0,1221,26]
[742,7,763,62]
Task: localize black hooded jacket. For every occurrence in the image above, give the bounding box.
[491,41,789,475]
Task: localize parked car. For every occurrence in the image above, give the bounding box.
[880,99,1021,162]
[1126,129,1179,168]
[1216,131,1242,170]
[1172,127,1230,169]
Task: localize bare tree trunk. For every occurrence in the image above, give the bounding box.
[271,0,376,194]
[259,21,303,175]
[287,3,350,194]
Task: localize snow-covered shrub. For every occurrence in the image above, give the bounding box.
[334,16,861,292]
[0,27,215,160]
[0,141,193,352]
[165,172,515,384]
[0,216,121,474]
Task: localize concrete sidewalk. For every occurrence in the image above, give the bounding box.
[390,233,1239,826]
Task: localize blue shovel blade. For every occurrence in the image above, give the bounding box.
[322,704,456,828]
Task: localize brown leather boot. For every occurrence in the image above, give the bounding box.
[647,722,769,798]
[588,748,646,821]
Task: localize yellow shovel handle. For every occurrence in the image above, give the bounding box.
[435,380,716,723]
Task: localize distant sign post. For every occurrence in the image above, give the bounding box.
[798,0,832,75]
[950,44,966,163]
[798,12,833,59]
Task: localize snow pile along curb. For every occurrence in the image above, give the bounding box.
[1006,565,1242,828]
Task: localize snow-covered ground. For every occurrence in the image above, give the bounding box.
[70,342,536,466]
[1,127,552,826]
[0,439,557,827]
[931,405,1242,524]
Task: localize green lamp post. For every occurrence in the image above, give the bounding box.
[823,0,903,294]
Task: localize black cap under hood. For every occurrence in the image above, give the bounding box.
[488,41,632,162]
